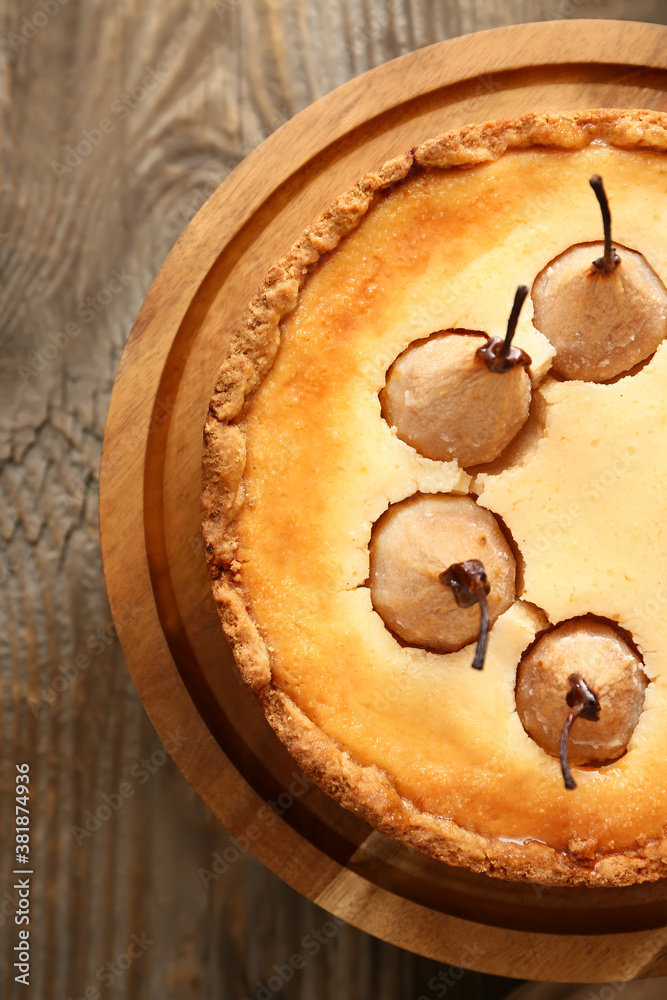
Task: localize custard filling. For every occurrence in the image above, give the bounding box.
[235,145,667,851]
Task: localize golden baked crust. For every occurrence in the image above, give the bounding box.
[202,109,667,886]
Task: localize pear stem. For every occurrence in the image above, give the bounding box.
[589,175,619,274]
[439,560,491,670]
[471,583,490,671]
[501,284,530,357]
[477,285,532,373]
[559,673,601,791]
[559,702,583,790]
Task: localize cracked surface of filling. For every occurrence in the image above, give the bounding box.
[232,143,667,862]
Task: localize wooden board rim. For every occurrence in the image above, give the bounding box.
[100,20,667,981]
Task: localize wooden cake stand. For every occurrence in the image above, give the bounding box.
[100,20,667,982]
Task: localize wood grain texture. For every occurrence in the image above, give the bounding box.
[3,1,667,997]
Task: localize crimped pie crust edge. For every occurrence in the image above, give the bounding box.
[201,108,667,887]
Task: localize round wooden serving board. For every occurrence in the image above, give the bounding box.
[100,20,667,982]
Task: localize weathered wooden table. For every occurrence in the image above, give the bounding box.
[2,1,666,997]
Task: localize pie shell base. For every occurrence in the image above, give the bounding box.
[201,109,667,887]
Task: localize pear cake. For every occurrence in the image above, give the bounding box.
[202,109,667,887]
